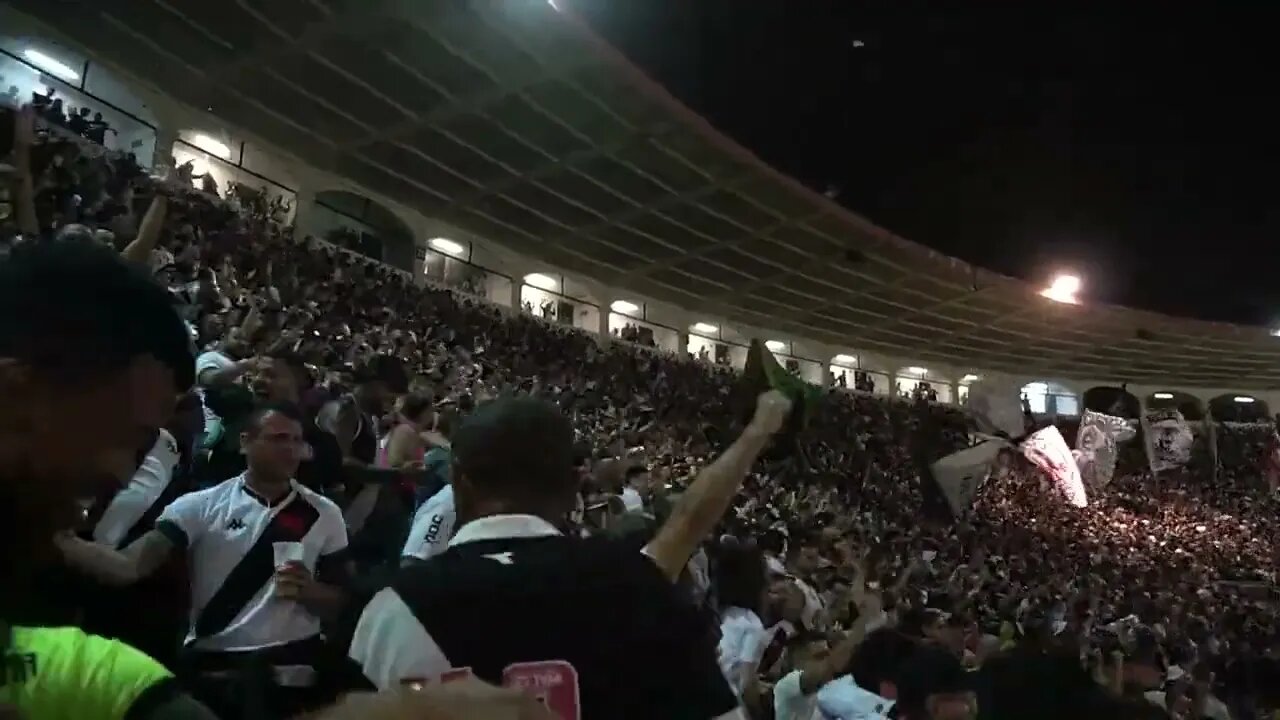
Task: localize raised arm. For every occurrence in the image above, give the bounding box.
[120,195,168,265]
[643,391,792,582]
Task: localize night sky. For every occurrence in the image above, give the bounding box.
[566,1,1280,325]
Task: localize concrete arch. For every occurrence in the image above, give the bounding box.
[1207,393,1272,423]
[312,189,416,271]
[1145,391,1205,421]
[1020,380,1079,416]
[1083,386,1141,419]
[894,365,949,402]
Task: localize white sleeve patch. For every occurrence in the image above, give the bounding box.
[349,588,451,690]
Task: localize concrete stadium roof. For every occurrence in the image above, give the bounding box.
[18,0,1280,387]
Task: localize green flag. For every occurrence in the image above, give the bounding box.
[741,339,821,439]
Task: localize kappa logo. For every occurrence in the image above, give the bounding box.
[226,518,247,531]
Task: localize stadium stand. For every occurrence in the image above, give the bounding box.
[4,3,1280,719]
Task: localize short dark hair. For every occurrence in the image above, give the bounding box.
[436,407,460,440]
[268,350,313,389]
[785,630,828,654]
[451,396,575,506]
[713,543,767,614]
[0,240,194,390]
[400,393,434,423]
[245,401,305,435]
[976,651,1153,720]
[356,353,408,394]
[847,629,918,692]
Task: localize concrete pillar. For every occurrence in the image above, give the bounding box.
[597,300,611,346]
[510,279,522,313]
[150,126,180,175]
[678,332,689,357]
[293,185,317,238]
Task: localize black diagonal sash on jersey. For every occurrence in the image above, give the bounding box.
[193,495,321,638]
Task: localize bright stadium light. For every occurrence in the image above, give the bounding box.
[691,322,718,334]
[523,273,557,291]
[1271,328,1280,337]
[429,237,465,256]
[765,340,786,352]
[190,133,232,159]
[1153,392,1174,400]
[962,373,981,383]
[610,300,639,314]
[1040,273,1081,304]
[23,48,79,82]
[906,366,928,376]
[833,353,856,365]
[1235,396,1256,404]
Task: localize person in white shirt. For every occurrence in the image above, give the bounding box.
[92,428,182,549]
[401,484,456,564]
[715,543,771,698]
[817,629,919,720]
[620,464,649,512]
[59,403,353,717]
[195,342,260,449]
[1145,665,1232,720]
[774,587,882,720]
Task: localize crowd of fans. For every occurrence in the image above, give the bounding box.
[5,88,1280,720]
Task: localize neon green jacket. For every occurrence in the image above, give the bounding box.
[2,626,174,720]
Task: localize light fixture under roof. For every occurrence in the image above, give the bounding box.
[1153,392,1174,400]
[833,353,856,365]
[765,340,786,352]
[523,273,557,291]
[1040,273,1081,304]
[691,322,718,334]
[905,366,928,376]
[23,48,79,82]
[961,374,981,383]
[189,133,232,159]
[429,237,465,256]
[1234,396,1256,403]
[610,300,639,314]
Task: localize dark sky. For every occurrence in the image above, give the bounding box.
[567,1,1280,325]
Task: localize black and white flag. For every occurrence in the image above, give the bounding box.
[930,436,1011,517]
[1073,410,1134,488]
[1142,408,1194,474]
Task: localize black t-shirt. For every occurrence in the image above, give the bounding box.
[352,532,739,719]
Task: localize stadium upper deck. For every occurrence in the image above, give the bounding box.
[11,0,1280,388]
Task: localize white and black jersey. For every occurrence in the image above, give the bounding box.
[94,428,182,548]
[156,474,348,652]
[351,515,742,720]
[401,485,456,561]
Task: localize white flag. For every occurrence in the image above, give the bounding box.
[930,438,1011,516]
[1142,409,1194,473]
[1073,410,1133,488]
[1022,425,1088,507]
[965,381,1024,438]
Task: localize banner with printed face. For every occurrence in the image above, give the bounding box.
[930,437,1012,517]
[1073,410,1134,488]
[1142,408,1194,474]
[1021,425,1088,507]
